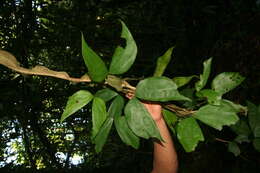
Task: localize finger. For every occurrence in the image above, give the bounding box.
[126,92,134,99]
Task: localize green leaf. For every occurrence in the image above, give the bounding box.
[194,101,239,130]
[124,98,162,140]
[162,109,178,134]
[108,95,125,118]
[94,117,113,153]
[247,101,260,138]
[115,114,140,149]
[196,89,222,105]
[109,20,137,74]
[135,76,191,102]
[92,97,107,139]
[234,135,250,143]
[230,119,251,136]
[253,138,260,152]
[176,117,204,152]
[180,88,197,109]
[93,95,125,152]
[211,72,245,95]
[61,90,93,122]
[173,75,197,88]
[228,142,240,156]
[82,33,108,82]
[95,88,118,102]
[222,99,247,114]
[153,47,174,77]
[195,58,212,91]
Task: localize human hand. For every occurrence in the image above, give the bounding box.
[142,101,163,122]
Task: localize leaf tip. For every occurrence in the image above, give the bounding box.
[60,117,65,123]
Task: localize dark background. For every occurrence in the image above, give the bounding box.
[0,0,260,172]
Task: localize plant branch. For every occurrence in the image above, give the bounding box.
[0,50,197,117]
[119,81,196,117]
[163,104,196,117]
[0,50,91,83]
[215,137,229,143]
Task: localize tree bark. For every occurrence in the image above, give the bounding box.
[19,119,37,169]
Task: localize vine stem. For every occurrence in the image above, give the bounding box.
[163,104,196,117]
[215,138,229,143]
[122,80,136,91]
[0,50,197,117]
[121,79,196,117]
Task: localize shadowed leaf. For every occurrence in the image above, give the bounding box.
[247,101,260,138]
[253,138,260,152]
[153,47,174,77]
[196,89,222,105]
[228,142,240,156]
[94,118,113,153]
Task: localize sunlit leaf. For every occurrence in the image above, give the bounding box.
[211,72,245,95]
[109,20,137,74]
[194,101,239,130]
[95,88,118,102]
[162,109,178,134]
[195,58,212,91]
[247,101,260,137]
[228,142,240,156]
[176,117,204,152]
[196,89,222,105]
[115,114,140,149]
[82,33,108,82]
[124,98,162,140]
[135,77,191,102]
[94,117,113,153]
[173,75,197,88]
[92,97,107,139]
[61,90,93,122]
[153,47,174,77]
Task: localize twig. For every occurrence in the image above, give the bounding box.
[163,104,196,117]
[215,138,229,143]
[0,50,198,117]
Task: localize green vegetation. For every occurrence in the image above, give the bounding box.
[0,0,259,172]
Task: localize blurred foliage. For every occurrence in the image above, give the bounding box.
[0,0,260,172]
